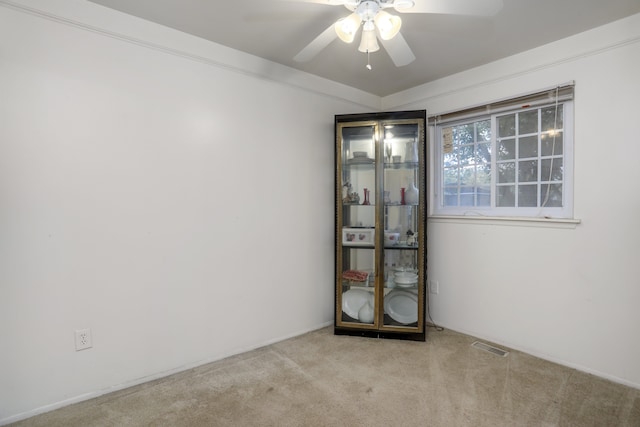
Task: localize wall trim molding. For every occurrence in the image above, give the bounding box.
[0,0,382,111]
[4,0,637,113]
[382,15,640,110]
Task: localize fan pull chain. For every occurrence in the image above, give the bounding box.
[366,50,372,70]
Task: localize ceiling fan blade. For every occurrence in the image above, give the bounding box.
[281,0,359,10]
[245,11,324,23]
[398,0,503,16]
[379,32,415,67]
[294,24,338,62]
[283,0,348,5]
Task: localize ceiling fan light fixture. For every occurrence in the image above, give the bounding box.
[344,0,360,8]
[392,0,415,11]
[335,12,362,43]
[358,29,380,53]
[374,10,402,40]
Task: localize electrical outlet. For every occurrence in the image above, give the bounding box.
[429,280,439,295]
[75,328,92,351]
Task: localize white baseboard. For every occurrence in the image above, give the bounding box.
[0,321,334,426]
[437,323,640,391]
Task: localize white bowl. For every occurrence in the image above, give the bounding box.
[394,279,418,287]
[394,272,418,285]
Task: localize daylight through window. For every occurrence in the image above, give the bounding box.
[430,85,574,218]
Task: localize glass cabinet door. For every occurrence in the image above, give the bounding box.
[336,122,379,327]
[381,122,423,330]
[335,111,426,340]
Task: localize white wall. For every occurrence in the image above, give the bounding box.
[0,0,376,423]
[2,0,639,422]
[384,14,640,389]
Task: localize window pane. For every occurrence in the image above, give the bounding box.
[498,114,516,138]
[434,100,571,218]
[444,152,458,168]
[518,110,538,134]
[460,187,474,206]
[541,132,563,156]
[541,105,563,131]
[443,167,458,185]
[541,158,563,182]
[498,139,515,161]
[518,160,538,182]
[457,145,475,166]
[476,164,491,185]
[518,184,538,207]
[440,117,497,210]
[477,120,491,141]
[477,142,491,165]
[518,135,538,158]
[443,187,459,206]
[454,124,474,144]
[540,183,563,207]
[498,162,515,183]
[497,185,515,207]
[477,186,491,206]
[460,166,476,186]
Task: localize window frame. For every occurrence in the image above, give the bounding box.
[430,100,574,219]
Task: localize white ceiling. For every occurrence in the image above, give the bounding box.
[87,0,640,97]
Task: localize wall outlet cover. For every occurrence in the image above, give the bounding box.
[75,328,92,351]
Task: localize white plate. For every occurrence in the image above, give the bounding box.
[384,290,418,324]
[394,277,418,285]
[342,289,374,319]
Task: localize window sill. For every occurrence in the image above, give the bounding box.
[428,215,581,229]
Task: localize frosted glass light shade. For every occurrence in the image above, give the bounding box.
[335,13,362,43]
[358,29,380,53]
[393,0,415,11]
[374,10,401,40]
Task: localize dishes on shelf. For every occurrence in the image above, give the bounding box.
[336,111,426,340]
[383,231,400,245]
[394,281,417,288]
[342,289,374,319]
[393,272,418,287]
[358,301,374,323]
[348,157,374,164]
[342,228,375,246]
[342,269,369,282]
[384,290,418,324]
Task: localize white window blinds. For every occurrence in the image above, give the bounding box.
[428,83,575,125]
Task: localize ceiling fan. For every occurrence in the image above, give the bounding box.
[292,0,503,68]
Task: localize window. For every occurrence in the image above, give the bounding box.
[431,85,574,219]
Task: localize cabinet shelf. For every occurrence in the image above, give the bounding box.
[384,245,419,250]
[340,313,419,328]
[343,163,375,169]
[383,162,419,169]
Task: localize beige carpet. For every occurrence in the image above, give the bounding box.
[11,327,640,426]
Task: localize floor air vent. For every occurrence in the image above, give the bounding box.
[471,341,509,357]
